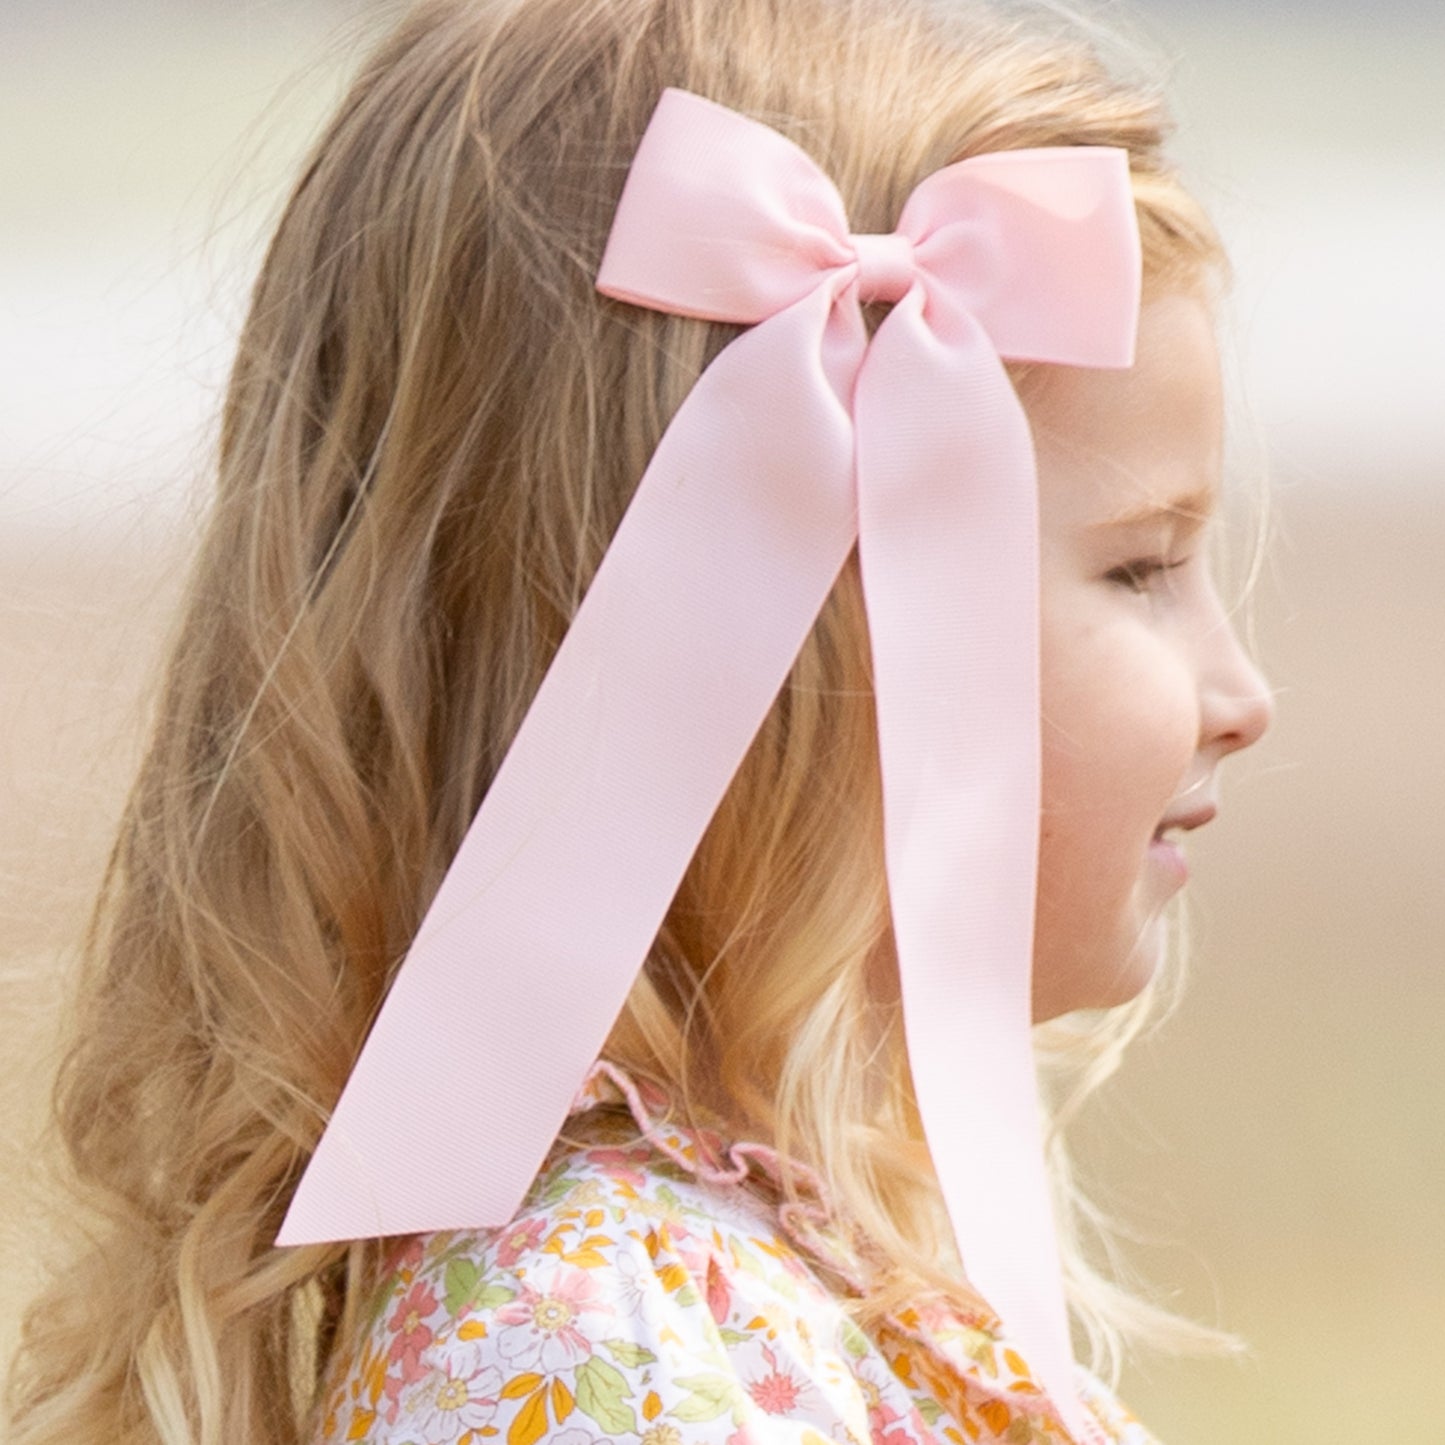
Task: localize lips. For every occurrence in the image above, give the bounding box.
[1152,801,1217,842]
[1149,802,1217,887]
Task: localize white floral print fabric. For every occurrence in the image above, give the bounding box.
[315,1066,1159,1445]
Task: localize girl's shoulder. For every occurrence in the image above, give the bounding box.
[314,1065,1159,1445]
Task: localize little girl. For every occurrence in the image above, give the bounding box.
[7,0,1272,1442]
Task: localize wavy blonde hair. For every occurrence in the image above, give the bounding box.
[7,0,1226,1440]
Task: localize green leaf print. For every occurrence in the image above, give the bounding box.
[602,1338,659,1368]
[538,1171,578,1205]
[575,1355,639,1435]
[728,1238,767,1277]
[967,1339,998,1375]
[443,1259,481,1317]
[425,1233,483,1272]
[768,1271,799,1302]
[669,1372,744,1424]
[442,1259,514,1317]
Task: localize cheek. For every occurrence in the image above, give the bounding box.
[1033,624,1198,1015]
[1037,621,1199,893]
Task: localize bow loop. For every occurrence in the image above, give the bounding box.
[596,89,855,325]
[904,149,1141,364]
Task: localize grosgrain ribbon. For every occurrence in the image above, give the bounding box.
[278,87,1140,1435]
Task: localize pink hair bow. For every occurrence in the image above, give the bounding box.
[280,87,1140,1434]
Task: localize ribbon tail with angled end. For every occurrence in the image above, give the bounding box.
[853,289,1078,1434]
[278,285,861,1247]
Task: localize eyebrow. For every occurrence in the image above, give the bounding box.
[1094,482,1219,530]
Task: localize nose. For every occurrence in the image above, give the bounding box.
[1199,613,1273,757]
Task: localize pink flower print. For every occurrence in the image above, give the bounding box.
[747,1343,805,1415]
[493,1266,614,1374]
[868,1401,920,1445]
[385,1356,504,1445]
[494,1214,547,1267]
[705,1255,732,1325]
[381,1369,405,1427]
[585,1145,653,1190]
[387,1282,438,1382]
[747,1370,801,1414]
[878,1426,918,1445]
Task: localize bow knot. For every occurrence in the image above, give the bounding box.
[852,231,916,304]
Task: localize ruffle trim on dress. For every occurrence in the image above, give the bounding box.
[569,1058,878,1296]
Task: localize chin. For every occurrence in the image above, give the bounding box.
[1032,918,1166,1021]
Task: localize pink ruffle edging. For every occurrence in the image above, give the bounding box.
[573,1059,875,1296]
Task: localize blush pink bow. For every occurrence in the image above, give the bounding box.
[278,86,1140,1435]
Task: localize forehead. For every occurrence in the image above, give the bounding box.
[1022,293,1223,530]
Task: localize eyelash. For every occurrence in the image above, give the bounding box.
[1106,556,1190,594]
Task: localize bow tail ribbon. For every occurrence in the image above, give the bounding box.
[857,291,1074,1419]
[277,284,863,1244]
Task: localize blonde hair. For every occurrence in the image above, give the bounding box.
[7,0,1225,1440]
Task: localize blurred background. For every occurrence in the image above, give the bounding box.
[2,1,1441,1440]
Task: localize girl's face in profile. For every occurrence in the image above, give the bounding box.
[1029,293,1272,1021]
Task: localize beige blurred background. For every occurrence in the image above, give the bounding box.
[2,1,1442,1440]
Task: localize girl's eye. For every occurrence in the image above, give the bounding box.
[1105,557,1189,594]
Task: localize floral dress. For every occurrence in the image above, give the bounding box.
[315,1065,1159,1445]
